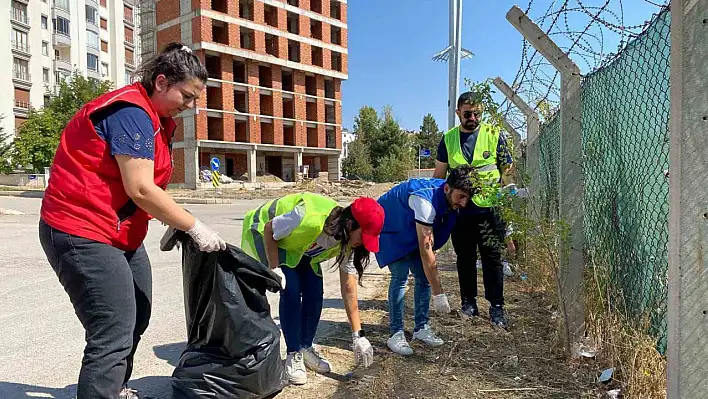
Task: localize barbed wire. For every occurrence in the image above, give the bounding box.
[498,0,670,136]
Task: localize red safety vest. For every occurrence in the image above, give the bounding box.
[41,82,175,251]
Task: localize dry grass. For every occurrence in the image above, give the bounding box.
[585,263,667,399]
[316,261,601,399]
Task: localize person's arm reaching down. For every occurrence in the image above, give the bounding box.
[116,156,225,252]
[340,265,373,367]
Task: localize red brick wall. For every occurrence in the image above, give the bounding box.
[156,0,179,25]
[171,149,185,184]
[157,25,181,50]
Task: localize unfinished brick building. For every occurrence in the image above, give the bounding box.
[154,0,347,188]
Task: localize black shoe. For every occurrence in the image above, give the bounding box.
[490,305,508,329]
[461,300,480,320]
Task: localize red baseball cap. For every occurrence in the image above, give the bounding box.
[350,197,385,253]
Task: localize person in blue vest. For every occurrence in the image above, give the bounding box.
[433,91,514,329]
[376,165,480,355]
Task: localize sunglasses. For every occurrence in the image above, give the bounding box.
[463,110,482,119]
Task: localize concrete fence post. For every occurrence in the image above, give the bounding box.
[667,0,708,397]
[506,5,585,351]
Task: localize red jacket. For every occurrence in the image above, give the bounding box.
[41,83,175,251]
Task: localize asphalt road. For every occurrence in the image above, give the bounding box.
[0,197,387,399]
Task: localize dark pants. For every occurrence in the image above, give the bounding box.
[39,220,152,399]
[451,208,505,307]
[279,256,324,353]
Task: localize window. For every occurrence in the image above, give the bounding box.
[41,15,48,29]
[100,0,106,7]
[43,68,50,83]
[11,1,28,24]
[11,29,29,53]
[42,42,49,56]
[55,0,70,12]
[101,40,108,52]
[100,18,108,30]
[123,5,134,24]
[101,62,109,77]
[87,30,99,50]
[54,17,70,37]
[125,70,133,84]
[87,54,99,71]
[13,58,29,81]
[86,5,98,25]
[125,48,134,66]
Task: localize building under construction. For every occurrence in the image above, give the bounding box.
[148,0,348,188]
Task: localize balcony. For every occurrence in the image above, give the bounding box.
[11,41,31,57]
[13,70,31,85]
[124,13,134,26]
[125,56,135,68]
[124,36,135,48]
[14,100,30,117]
[10,9,29,26]
[54,56,72,71]
[53,31,72,48]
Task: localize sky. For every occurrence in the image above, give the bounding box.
[340,0,665,133]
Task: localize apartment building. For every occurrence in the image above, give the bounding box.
[1,0,141,136]
[153,0,348,188]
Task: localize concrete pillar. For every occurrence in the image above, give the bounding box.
[328,155,341,182]
[294,151,303,181]
[183,112,199,190]
[246,148,257,183]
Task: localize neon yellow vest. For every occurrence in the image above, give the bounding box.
[240,193,342,276]
[443,122,501,207]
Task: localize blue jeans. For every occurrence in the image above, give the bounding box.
[387,251,431,335]
[279,256,324,353]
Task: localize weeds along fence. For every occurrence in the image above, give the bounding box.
[532,7,671,352]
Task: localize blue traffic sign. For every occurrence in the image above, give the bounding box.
[210,157,220,171]
[419,148,431,158]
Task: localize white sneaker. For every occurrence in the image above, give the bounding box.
[301,346,331,374]
[503,261,514,277]
[285,351,307,385]
[387,331,414,356]
[412,324,444,347]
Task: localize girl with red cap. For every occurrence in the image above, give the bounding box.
[241,193,384,385]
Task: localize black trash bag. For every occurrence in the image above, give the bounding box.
[160,227,286,399]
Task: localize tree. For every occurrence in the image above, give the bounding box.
[367,106,409,168]
[0,115,13,173]
[375,146,414,183]
[342,136,373,180]
[50,71,114,127]
[414,114,442,169]
[5,72,113,172]
[10,109,65,172]
[352,106,379,145]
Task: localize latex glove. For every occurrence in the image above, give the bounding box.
[352,336,373,368]
[272,267,286,290]
[433,293,451,314]
[187,219,227,252]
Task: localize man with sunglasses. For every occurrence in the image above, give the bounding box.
[433,91,513,329]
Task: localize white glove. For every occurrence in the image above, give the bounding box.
[272,267,286,290]
[352,336,373,368]
[186,219,227,252]
[433,293,451,314]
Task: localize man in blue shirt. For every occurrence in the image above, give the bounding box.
[434,91,513,329]
[376,165,480,356]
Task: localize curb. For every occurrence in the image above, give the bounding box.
[173,197,233,204]
[0,191,233,205]
[0,190,45,198]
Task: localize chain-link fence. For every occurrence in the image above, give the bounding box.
[532,7,671,352]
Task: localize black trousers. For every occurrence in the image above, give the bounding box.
[39,220,152,399]
[451,208,506,307]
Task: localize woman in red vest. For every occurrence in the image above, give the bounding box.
[38,42,226,399]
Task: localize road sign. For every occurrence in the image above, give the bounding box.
[210,157,220,171]
[211,171,220,188]
[419,148,431,158]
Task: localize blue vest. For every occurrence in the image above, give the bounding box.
[375,178,458,267]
